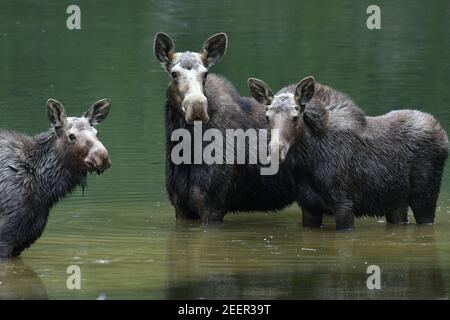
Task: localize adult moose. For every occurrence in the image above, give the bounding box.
[248,76,449,230]
[154,32,299,223]
[0,99,112,258]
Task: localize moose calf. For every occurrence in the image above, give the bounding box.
[0,98,112,258]
[248,76,449,230]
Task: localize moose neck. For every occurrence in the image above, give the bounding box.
[302,101,329,136]
[287,103,330,166]
[29,130,86,206]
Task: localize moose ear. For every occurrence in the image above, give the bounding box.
[295,76,315,108]
[84,98,112,126]
[200,33,228,68]
[154,32,175,70]
[248,78,274,105]
[47,99,67,135]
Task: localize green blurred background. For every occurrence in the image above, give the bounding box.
[0,0,449,299]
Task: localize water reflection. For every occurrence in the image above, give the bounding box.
[0,0,449,299]
[166,222,446,299]
[0,259,48,300]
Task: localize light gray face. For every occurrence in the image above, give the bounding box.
[248,76,316,162]
[47,98,112,174]
[154,32,228,124]
[265,93,302,162]
[169,52,209,123]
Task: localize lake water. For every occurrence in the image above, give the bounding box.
[0,0,450,299]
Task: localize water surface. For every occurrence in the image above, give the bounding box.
[0,0,450,299]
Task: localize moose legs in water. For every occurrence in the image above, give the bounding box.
[408,161,445,225]
[171,186,225,223]
[301,207,323,229]
[386,207,409,225]
[190,186,224,223]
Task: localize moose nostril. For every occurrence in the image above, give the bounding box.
[96,149,108,158]
[185,101,209,123]
[96,149,111,169]
[85,158,95,168]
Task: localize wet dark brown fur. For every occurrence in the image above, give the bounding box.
[155,33,310,222]
[0,99,111,258]
[263,79,449,230]
[165,74,300,221]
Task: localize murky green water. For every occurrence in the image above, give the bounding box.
[1,0,450,299]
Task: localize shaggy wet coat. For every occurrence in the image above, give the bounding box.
[0,98,111,258]
[0,130,86,258]
[281,82,449,229]
[165,74,299,221]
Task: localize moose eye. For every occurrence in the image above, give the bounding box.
[292,115,299,123]
[69,133,76,141]
[171,72,178,80]
[266,115,270,122]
